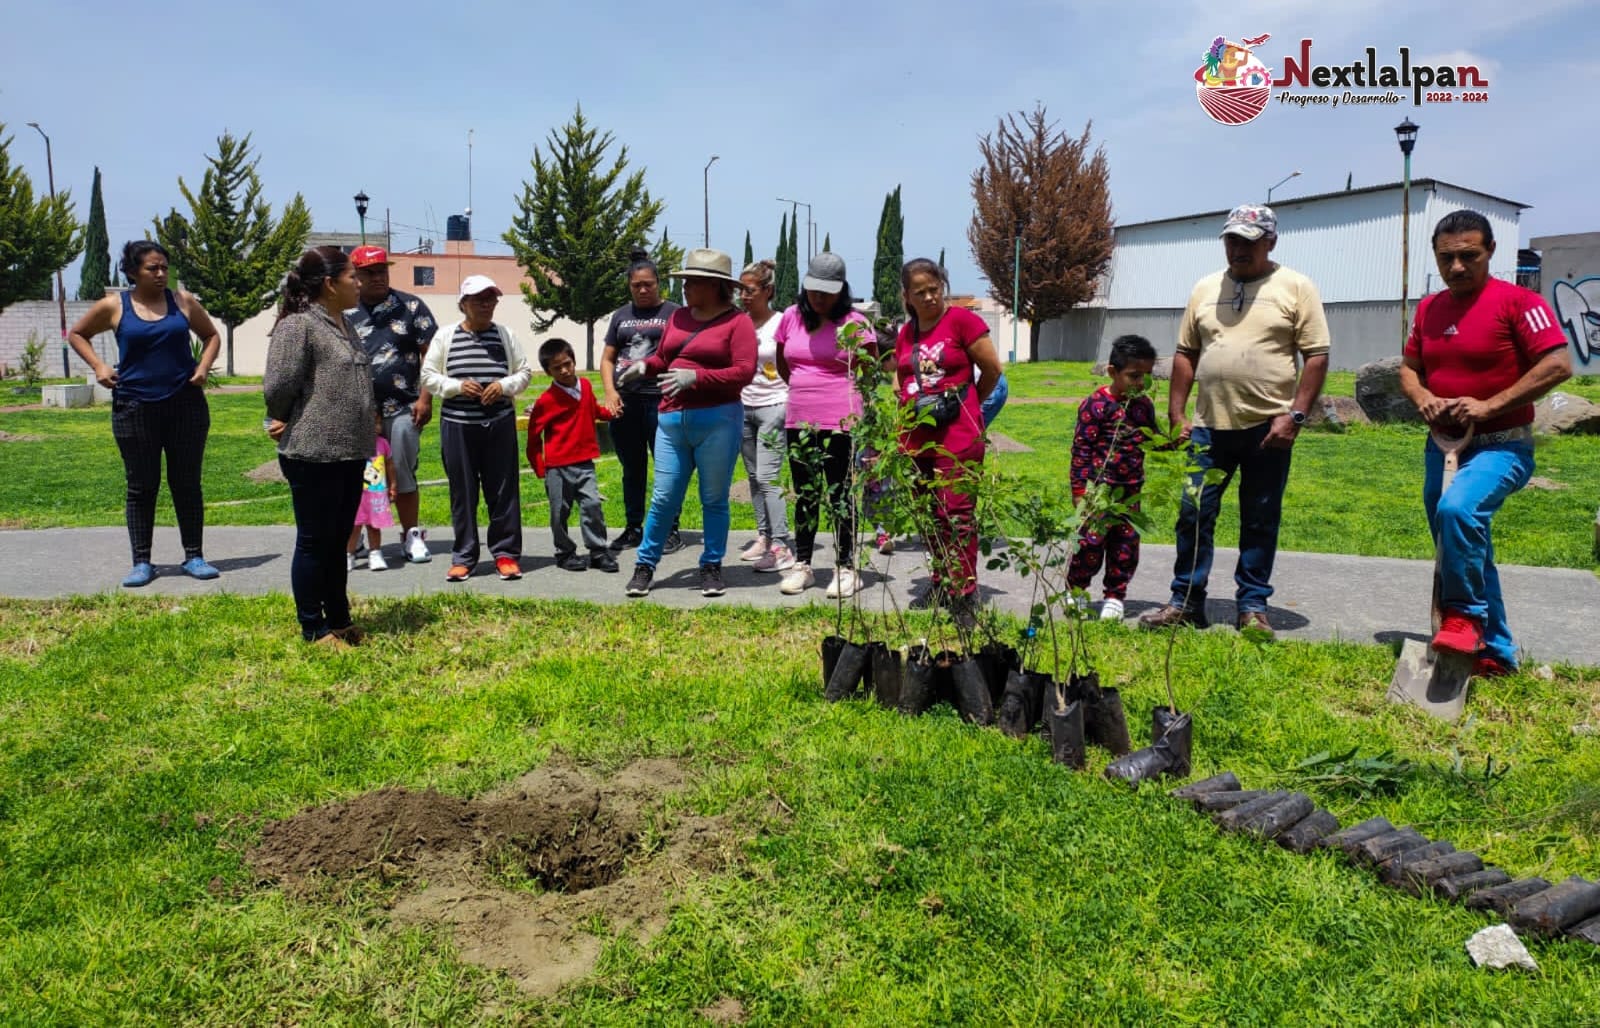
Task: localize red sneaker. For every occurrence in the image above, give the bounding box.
[1473,655,1515,678]
[1431,612,1484,656]
[495,556,522,581]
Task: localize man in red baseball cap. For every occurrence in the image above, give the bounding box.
[348,245,440,566]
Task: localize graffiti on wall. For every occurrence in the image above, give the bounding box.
[1552,277,1600,365]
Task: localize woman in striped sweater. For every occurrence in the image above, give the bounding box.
[420,275,534,582]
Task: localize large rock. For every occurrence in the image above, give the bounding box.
[1533,391,1600,436]
[1354,356,1423,424]
[1305,395,1370,432]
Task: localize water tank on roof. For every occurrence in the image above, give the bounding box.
[447,214,471,241]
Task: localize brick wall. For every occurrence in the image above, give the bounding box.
[0,300,115,378]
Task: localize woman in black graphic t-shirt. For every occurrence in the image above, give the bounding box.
[600,250,681,552]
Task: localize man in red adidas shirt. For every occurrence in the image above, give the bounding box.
[1399,210,1571,675]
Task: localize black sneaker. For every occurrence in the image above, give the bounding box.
[559,553,589,572]
[699,562,726,597]
[610,526,643,552]
[625,563,654,597]
[663,531,686,555]
[591,550,619,573]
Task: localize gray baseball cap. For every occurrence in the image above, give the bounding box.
[801,252,847,294]
[1220,203,1277,241]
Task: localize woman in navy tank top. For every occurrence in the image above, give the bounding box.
[67,241,223,587]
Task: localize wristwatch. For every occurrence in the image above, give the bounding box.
[1290,409,1307,426]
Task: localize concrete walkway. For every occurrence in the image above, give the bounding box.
[3,525,1598,666]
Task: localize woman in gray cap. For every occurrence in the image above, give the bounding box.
[774,253,876,599]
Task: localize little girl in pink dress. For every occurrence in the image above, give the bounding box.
[348,416,397,571]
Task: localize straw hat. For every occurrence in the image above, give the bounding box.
[668,248,739,284]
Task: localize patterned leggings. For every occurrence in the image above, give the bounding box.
[1067,511,1141,600]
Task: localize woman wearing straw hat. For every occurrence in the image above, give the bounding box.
[618,248,757,598]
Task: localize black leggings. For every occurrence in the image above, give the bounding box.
[110,384,210,563]
[787,428,855,565]
[280,456,364,640]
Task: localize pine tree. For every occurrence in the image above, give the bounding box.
[0,123,82,315]
[938,248,946,273]
[968,105,1113,358]
[77,166,111,300]
[822,233,831,253]
[504,105,664,368]
[153,132,309,375]
[872,185,905,319]
[742,230,753,270]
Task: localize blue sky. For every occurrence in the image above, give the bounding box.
[5,0,1596,297]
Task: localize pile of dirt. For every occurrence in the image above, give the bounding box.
[245,460,286,484]
[246,754,740,997]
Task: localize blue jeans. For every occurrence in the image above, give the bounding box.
[981,372,1009,428]
[1169,423,1293,614]
[637,402,743,567]
[1424,437,1533,667]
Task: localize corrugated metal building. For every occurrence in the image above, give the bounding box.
[1037,179,1527,370]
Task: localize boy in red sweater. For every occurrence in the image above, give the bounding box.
[526,339,619,572]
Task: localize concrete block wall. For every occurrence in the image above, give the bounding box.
[0,300,115,378]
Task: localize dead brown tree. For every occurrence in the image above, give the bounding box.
[968,107,1113,357]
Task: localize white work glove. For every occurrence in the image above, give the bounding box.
[662,368,698,397]
[617,361,647,387]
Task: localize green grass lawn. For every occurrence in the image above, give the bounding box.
[7,364,1594,571]
[1,595,1597,1023]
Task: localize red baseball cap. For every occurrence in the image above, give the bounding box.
[351,245,393,268]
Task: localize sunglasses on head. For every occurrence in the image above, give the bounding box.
[1231,279,1247,312]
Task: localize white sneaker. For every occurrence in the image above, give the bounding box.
[779,562,814,595]
[406,527,431,563]
[369,549,389,572]
[1100,598,1125,621]
[825,566,860,599]
[346,552,357,572]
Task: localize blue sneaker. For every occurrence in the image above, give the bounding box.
[122,563,156,588]
[181,556,221,581]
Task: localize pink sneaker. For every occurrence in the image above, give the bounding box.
[753,542,796,573]
[740,536,769,562]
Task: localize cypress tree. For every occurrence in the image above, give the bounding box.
[77,166,111,300]
[742,230,753,269]
[872,185,904,319]
[775,212,799,306]
[822,232,831,253]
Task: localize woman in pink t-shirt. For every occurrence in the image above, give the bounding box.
[896,258,1003,625]
[774,253,876,599]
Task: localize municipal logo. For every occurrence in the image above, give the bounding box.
[1195,33,1275,125]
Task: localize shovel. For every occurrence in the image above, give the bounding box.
[1387,425,1475,721]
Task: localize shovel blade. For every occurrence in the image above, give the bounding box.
[1387,639,1473,721]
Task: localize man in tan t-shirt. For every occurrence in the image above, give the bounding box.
[1139,203,1330,639]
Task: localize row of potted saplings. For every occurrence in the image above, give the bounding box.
[811,425,1192,783]
[814,321,1192,780]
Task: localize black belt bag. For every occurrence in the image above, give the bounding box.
[914,384,969,428]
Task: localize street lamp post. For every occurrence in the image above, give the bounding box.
[354,191,370,245]
[1011,217,1023,365]
[1266,169,1301,204]
[776,197,812,262]
[702,155,719,248]
[1395,118,1419,346]
[26,122,69,376]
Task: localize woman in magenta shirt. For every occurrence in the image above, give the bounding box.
[896,258,1003,626]
[774,253,876,599]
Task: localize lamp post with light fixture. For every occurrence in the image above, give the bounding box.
[25,122,69,376]
[1266,169,1301,204]
[354,191,370,245]
[1395,118,1419,345]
